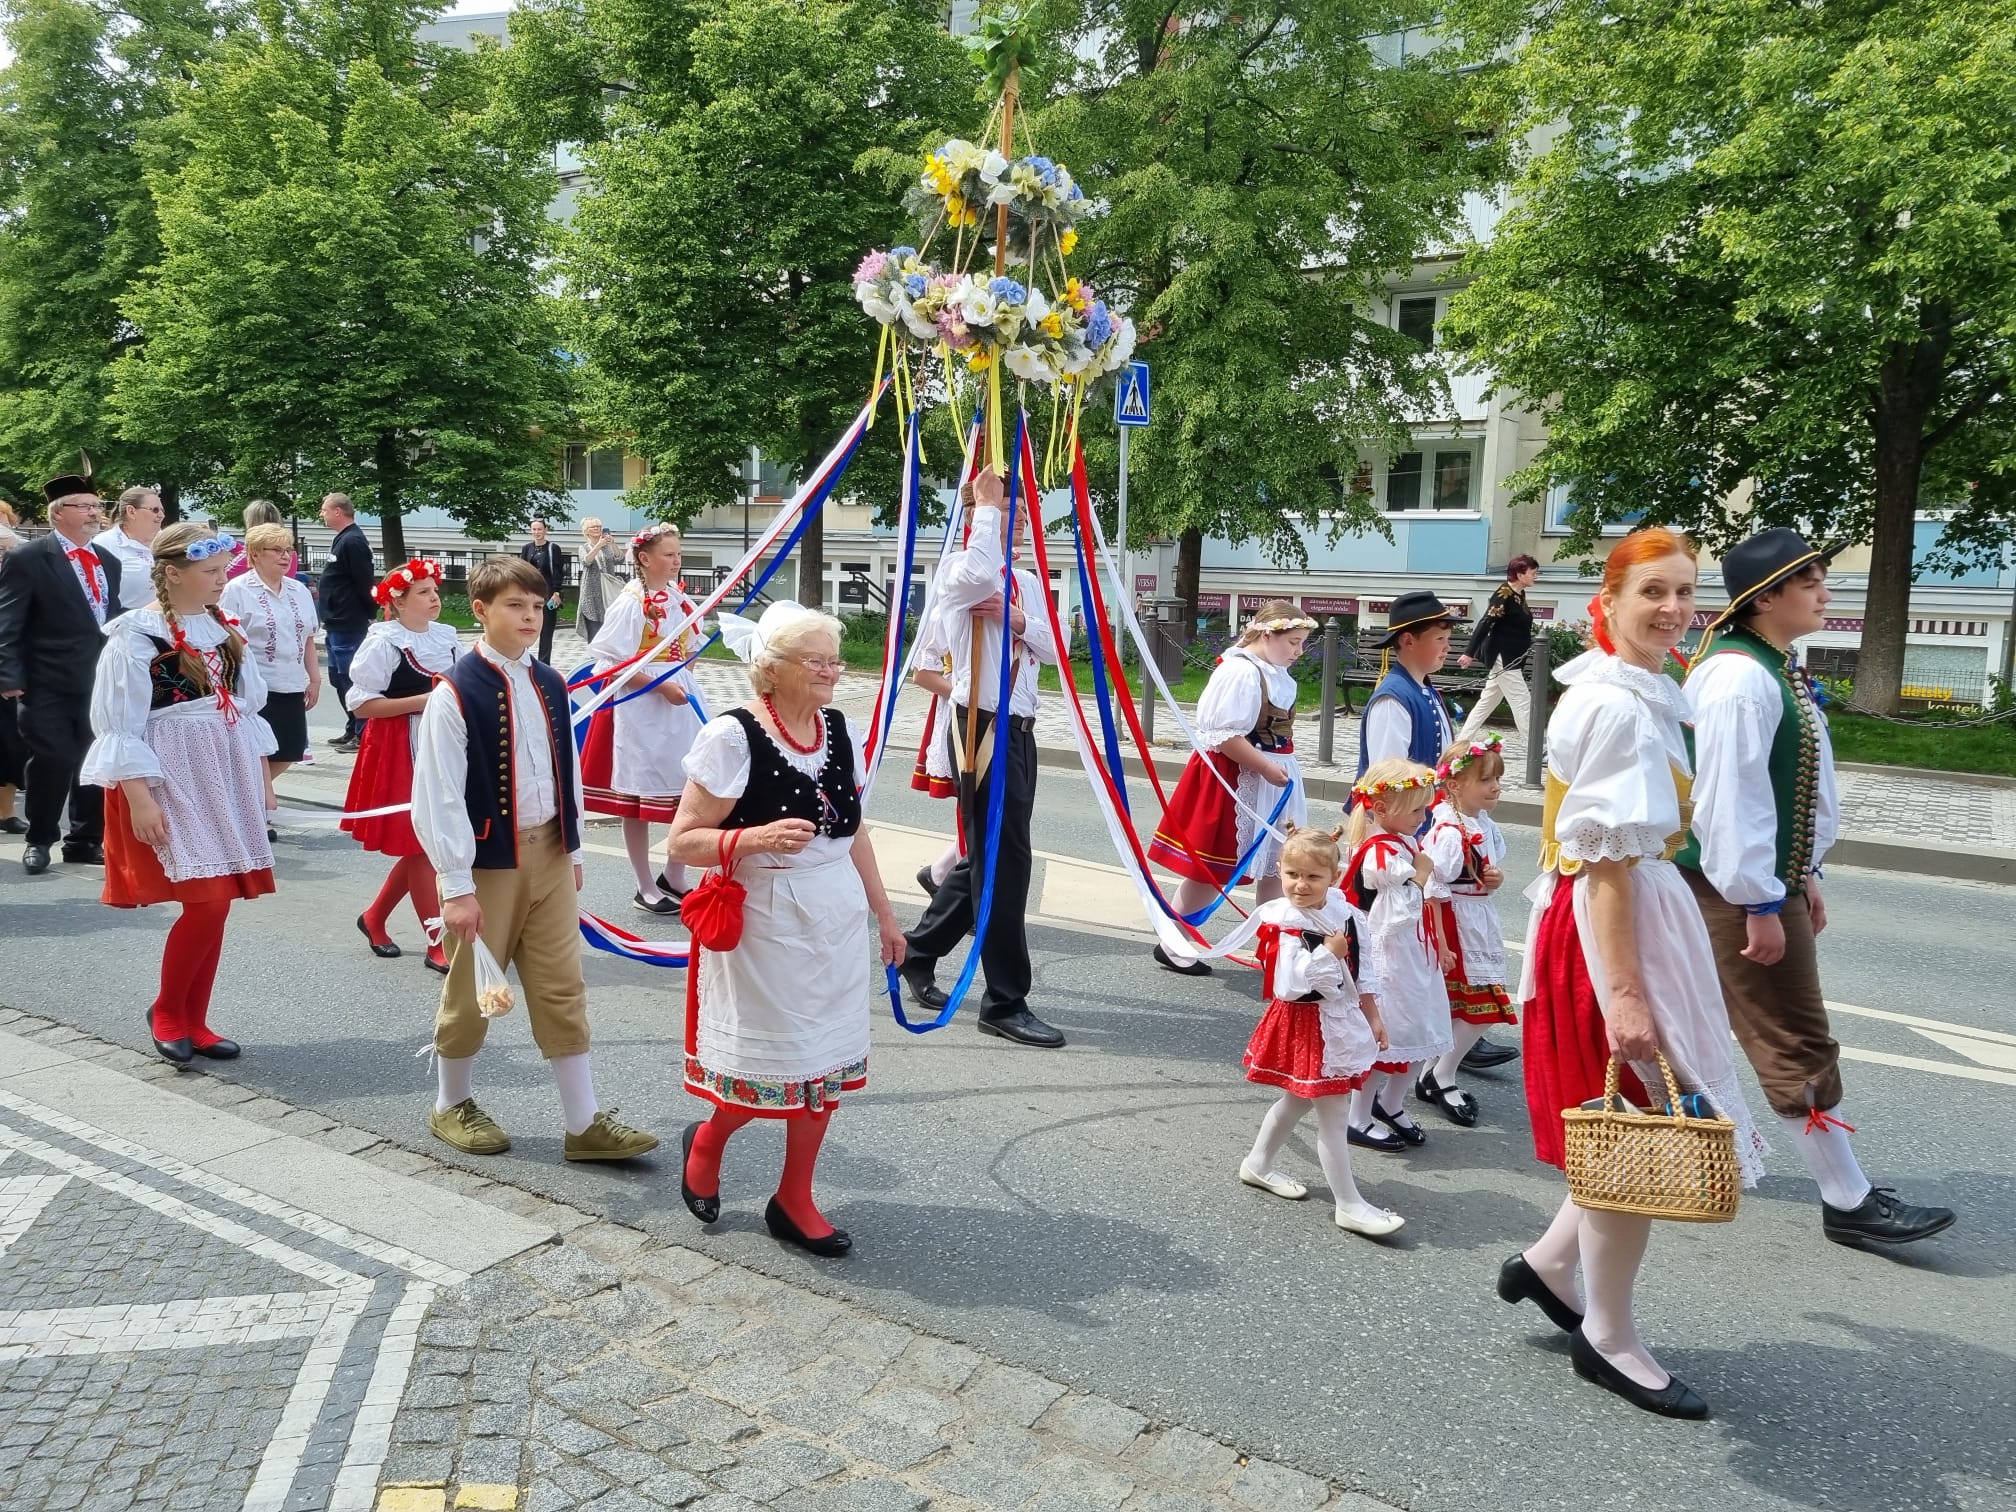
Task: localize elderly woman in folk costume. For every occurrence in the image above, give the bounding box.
[667,602,907,1259]
[344,558,461,975]
[582,523,706,915]
[1146,599,1316,976]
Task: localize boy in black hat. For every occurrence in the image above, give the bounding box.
[1677,527,1953,1248]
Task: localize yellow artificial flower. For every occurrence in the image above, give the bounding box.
[966,348,994,372]
[1040,312,1064,338]
[1060,228,1079,256]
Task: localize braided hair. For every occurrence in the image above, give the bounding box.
[150,522,245,697]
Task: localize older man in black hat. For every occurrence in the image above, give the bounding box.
[1677,527,1953,1248]
[0,461,124,874]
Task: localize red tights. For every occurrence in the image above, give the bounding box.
[362,855,445,965]
[150,900,232,1047]
[685,1104,838,1238]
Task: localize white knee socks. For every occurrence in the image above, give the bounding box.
[1431,1021,1488,1089]
[929,840,960,886]
[624,819,661,901]
[551,1053,599,1136]
[1246,1094,1310,1178]
[1780,1109,1873,1210]
[434,1054,475,1113]
[1578,1207,1665,1388]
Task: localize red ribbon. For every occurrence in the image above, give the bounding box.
[1804,1107,1856,1136]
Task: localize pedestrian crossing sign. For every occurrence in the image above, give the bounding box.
[1115,361,1151,427]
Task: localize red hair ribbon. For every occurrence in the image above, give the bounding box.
[373,558,445,608]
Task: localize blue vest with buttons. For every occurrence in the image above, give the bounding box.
[1355,668,1448,779]
[443,653,580,869]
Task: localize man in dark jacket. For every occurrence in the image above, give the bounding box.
[0,465,125,873]
[519,518,567,663]
[1456,554,1538,742]
[317,492,376,750]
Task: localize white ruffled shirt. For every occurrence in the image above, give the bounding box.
[1193,648,1296,750]
[927,506,1063,717]
[684,710,868,868]
[1253,894,1379,1081]
[82,609,276,784]
[1546,650,1692,866]
[343,620,462,712]
[220,572,318,694]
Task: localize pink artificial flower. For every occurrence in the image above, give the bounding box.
[935,310,974,349]
[855,250,889,284]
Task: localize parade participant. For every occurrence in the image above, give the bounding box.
[519,518,567,664]
[1502,528,1764,1421]
[1145,599,1315,977]
[0,522,24,835]
[93,486,165,611]
[1455,556,1539,742]
[343,558,460,974]
[574,517,618,646]
[906,602,962,896]
[899,478,1069,1048]
[221,523,321,783]
[581,523,705,914]
[227,501,297,581]
[1237,826,1402,1237]
[1418,735,1515,1125]
[0,461,122,874]
[318,493,376,751]
[1679,529,1954,1247]
[669,602,907,1257]
[412,555,658,1163]
[83,523,277,1066]
[1340,760,1451,1153]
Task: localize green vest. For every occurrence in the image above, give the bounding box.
[1674,624,1824,894]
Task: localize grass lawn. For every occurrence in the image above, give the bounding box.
[1824,709,2016,777]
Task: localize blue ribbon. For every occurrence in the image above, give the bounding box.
[1069,505,1130,816]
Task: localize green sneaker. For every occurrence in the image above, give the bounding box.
[564,1109,660,1162]
[429,1098,511,1155]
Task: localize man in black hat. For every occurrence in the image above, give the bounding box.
[1677,527,1953,1248]
[0,463,124,874]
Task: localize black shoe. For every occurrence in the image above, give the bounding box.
[678,1121,719,1225]
[22,844,50,875]
[764,1196,851,1258]
[330,736,360,754]
[1569,1329,1708,1420]
[145,1007,192,1067]
[60,842,103,865]
[655,874,689,902]
[633,890,680,916]
[423,950,450,977]
[915,865,939,898]
[1497,1253,1584,1334]
[1347,1123,1406,1153]
[1372,1100,1429,1147]
[326,732,352,746]
[0,816,26,835]
[1461,1037,1520,1072]
[898,959,948,1010]
[358,915,402,959]
[1152,944,1213,977]
[193,1039,241,1061]
[1417,1068,1480,1127]
[267,827,277,843]
[1822,1188,1957,1248]
[977,1007,1066,1048]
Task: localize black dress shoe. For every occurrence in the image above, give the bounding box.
[764,1196,851,1258]
[1823,1187,1957,1248]
[60,841,103,865]
[22,844,50,875]
[633,890,680,915]
[1372,1100,1429,1147]
[1497,1253,1584,1334]
[358,915,402,959]
[1461,1037,1520,1072]
[1416,1068,1480,1127]
[679,1121,719,1225]
[977,1007,1066,1048]
[1152,944,1213,977]
[898,960,948,1010]
[193,1039,241,1060]
[145,1007,193,1067]
[1347,1123,1406,1153]
[0,816,26,835]
[1569,1329,1709,1419]
[915,865,939,898]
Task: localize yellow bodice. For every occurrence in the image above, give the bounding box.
[1539,765,1694,875]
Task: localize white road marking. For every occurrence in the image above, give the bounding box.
[0,1290,341,1358]
[0,1171,71,1258]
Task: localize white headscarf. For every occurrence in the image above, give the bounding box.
[717,600,827,664]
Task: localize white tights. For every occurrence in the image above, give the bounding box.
[1352,1067,1422,1133]
[1522,1196,1666,1388]
[1245,1093,1383,1221]
[1430,1020,1488,1091]
[623,819,662,901]
[1161,874,1282,967]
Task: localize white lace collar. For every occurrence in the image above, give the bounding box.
[376,619,460,651]
[1555,649,1686,715]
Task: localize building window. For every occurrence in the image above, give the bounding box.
[1396,296,1438,348]
[563,445,627,491]
[1433,449,1473,511]
[1386,452,1423,512]
[1386,447,1476,513]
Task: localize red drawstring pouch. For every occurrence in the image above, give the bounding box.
[680,830,746,951]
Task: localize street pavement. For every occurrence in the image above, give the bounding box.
[2,660,2013,1511]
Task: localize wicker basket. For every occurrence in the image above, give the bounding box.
[1562,1053,1741,1224]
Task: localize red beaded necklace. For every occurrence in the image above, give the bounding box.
[761,694,823,755]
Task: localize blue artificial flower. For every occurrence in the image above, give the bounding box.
[1086,301,1113,348]
[889,245,918,264]
[1069,183,1084,201]
[906,273,928,297]
[989,276,1028,304]
[1026,154,1059,187]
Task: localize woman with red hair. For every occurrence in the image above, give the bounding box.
[1496,528,1764,1420]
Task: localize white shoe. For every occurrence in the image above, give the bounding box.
[1239,1163,1308,1200]
[1335,1203,1405,1237]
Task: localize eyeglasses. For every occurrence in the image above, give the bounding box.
[795,657,847,674]
[183,534,237,562]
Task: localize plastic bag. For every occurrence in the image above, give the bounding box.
[470,935,516,1018]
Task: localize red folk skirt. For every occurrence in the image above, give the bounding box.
[1521,876,1650,1170]
[1436,898,1518,1026]
[1244,999,1372,1100]
[1147,752,1246,886]
[341,716,422,856]
[580,705,681,822]
[103,788,275,909]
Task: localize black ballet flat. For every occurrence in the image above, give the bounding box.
[764,1196,851,1258]
[423,952,450,977]
[655,873,689,902]
[1417,1068,1480,1128]
[1497,1253,1583,1334]
[1372,1100,1429,1147]
[1569,1329,1708,1419]
[1152,944,1213,977]
[1347,1123,1406,1153]
[358,916,401,959]
[679,1121,719,1225]
[144,1007,192,1067]
[193,1039,241,1061]
[633,890,681,916]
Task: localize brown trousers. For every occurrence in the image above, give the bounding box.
[1682,866,1842,1118]
[433,821,590,1060]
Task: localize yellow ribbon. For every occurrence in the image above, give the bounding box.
[987,362,1005,476]
[868,325,891,430]
[940,342,967,441]
[1042,384,1066,489]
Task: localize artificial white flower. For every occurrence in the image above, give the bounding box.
[898,298,938,342]
[1005,344,1058,385]
[959,285,999,328]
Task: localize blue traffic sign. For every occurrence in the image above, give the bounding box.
[1115,361,1151,427]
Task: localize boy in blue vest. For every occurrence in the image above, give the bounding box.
[411,555,658,1162]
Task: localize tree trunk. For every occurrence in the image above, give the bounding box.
[1175,526,1202,644]
[795,500,825,614]
[159,480,181,525]
[375,432,406,564]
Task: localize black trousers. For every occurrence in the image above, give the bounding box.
[19,697,100,849]
[904,707,1036,1017]
[538,603,559,664]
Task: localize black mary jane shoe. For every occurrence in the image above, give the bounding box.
[1347,1122,1406,1154]
[358,916,402,960]
[914,864,940,898]
[977,1007,1067,1048]
[145,1008,193,1067]
[764,1196,851,1258]
[1497,1253,1583,1334]
[193,1039,241,1061]
[1416,1068,1480,1128]
[1461,1037,1520,1072]
[1151,944,1213,978]
[1569,1329,1708,1420]
[1372,1100,1429,1147]
[678,1122,720,1225]
[633,889,681,916]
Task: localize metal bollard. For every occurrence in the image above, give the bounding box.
[1317,619,1340,766]
[1524,631,1551,790]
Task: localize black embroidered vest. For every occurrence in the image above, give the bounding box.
[721,707,861,840]
[144,635,212,710]
[441,653,581,868]
[382,648,441,701]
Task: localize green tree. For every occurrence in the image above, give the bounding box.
[111,0,574,558]
[503,0,973,604]
[1032,2,1504,624]
[1442,0,2016,714]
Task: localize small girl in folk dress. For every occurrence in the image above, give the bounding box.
[1418,735,1516,1126]
[907,603,962,896]
[1340,758,1453,1153]
[83,524,278,1066]
[582,524,706,915]
[344,559,461,975]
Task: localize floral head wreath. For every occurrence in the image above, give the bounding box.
[373,558,443,607]
[1352,770,1435,800]
[631,523,679,554]
[1247,611,1318,635]
[1437,734,1505,782]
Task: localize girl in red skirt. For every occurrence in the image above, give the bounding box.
[83,523,277,1066]
[343,559,459,973]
